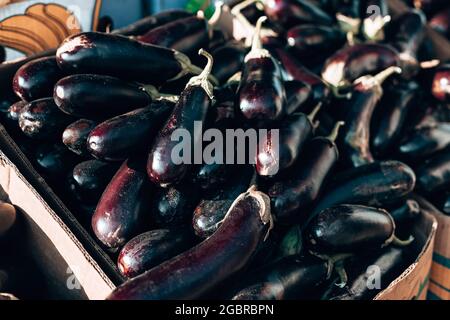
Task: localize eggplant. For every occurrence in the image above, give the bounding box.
[19,98,74,139]
[306,204,411,254]
[92,157,152,249]
[118,228,197,278]
[147,50,214,187]
[107,186,273,300]
[193,165,254,238]
[68,160,120,205]
[211,41,247,84]
[431,64,450,103]
[268,122,343,222]
[56,32,210,85]
[193,162,237,191]
[112,10,193,36]
[285,80,312,115]
[339,66,402,167]
[238,17,286,123]
[12,56,64,102]
[62,119,97,156]
[232,254,329,300]
[87,101,174,162]
[0,203,16,238]
[416,148,450,193]
[137,15,209,58]
[34,143,79,178]
[429,7,450,38]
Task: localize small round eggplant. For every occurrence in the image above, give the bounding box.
[19,98,74,139]
[0,203,16,238]
[107,186,273,300]
[62,119,98,156]
[431,64,450,103]
[416,148,450,193]
[117,228,197,278]
[92,157,152,249]
[429,7,450,38]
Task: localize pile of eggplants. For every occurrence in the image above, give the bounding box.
[0,0,449,300]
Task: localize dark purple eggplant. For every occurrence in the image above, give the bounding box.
[416,148,450,193]
[87,101,174,162]
[0,203,16,238]
[284,80,312,115]
[321,43,400,96]
[12,56,64,103]
[256,103,321,176]
[372,80,419,156]
[398,123,450,159]
[147,50,214,187]
[263,0,333,29]
[431,64,450,103]
[68,160,120,205]
[211,41,247,84]
[18,98,74,139]
[193,165,254,238]
[268,121,343,222]
[137,15,209,57]
[286,25,345,59]
[107,186,273,300]
[340,66,401,167]
[238,17,286,123]
[112,10,193,36]
[360,0,390,40]
[63,119,97,156]
[193,162,237,191]
[56,32,210,85]
[117,228,197,278]
[92,157,151,249]
[232,254,329,300]
[429,7,450,38]
[34,143,80,178]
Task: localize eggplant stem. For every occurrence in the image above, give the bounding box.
[185,49,216,99]
[327,121,345,142]
[244,16,271,62]
[392,235,414,247]
[346,32,355,46]
[142,85,179,103]
[208,1,223,27]
[307,102,322,123]
[309,252,352,279]
[334,260,348,288]
[420,59,440,69]
[328,84,352,99]
[173,51,219,86]
[373,66,402,85]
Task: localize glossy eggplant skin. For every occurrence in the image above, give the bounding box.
[431,64,450,103]
[286,25,345,59]
[372,81,419,156]
[193,162,236,191]
[138,16,209,57]
[112,10,193,36]
[34,143,79,178]
[398,123,450,159]
[264,0,333,29]
[311,161,416,218]
[63,119,97,156]
[238,57,286,123]
[268,136,339,222]
[56,32,184,85]
[19,98,74,139]
[92,157,151,249]
[117,228,197,278]
[211,42,247,84]
[232,254,329,300]
[416,148,450,193]
[429,7,450,38]
[285,81,312,115]
[87,101,174,162]
[147,86,212,187]
[54,74,151,119]
[13,57,64,102]
[68,160,119,205]
[107,187,272,300]
[192,166,253,238]
[256,112,314,176]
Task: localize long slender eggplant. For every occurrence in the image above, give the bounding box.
[211,41,247,84]
[286,25,345,59]
[118,228,197,278]
[416,148,450,193]
[340,66,402,167]
[268,122,343,222]
[431,64,450,103]
[137,15,209,57]
[56,32,212,85]
[112,10,193,36]
[12,57,64,102]
[232,254,329,300]
[87,101,174,162]
[63,119,97,156]
[429,7,450,38]
[92,157,152,249]
[238,17,286,123]
[306,205,412,254]
[256,103,321,176]
[18,98,74,139]
[321,43,400,96]
[360,0,391,41]
[147,50,215,187]
[107,186,273,300]
[398,123,450,159]
[372,80,419,156]
[54,74,177,119]
[68,160,120,205]
[193,165,254,238]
